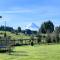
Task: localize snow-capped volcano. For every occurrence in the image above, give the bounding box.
[24,23,39,31]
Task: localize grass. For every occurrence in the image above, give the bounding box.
[0,31,60,60]
[0,44,60,60]
[0,31,31,40]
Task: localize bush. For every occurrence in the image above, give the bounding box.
[46,34,52,43]
[53,32,60,43]
[37,35,41,44]
[31,41,34,46]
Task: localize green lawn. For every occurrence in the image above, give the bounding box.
[0,44,60,60]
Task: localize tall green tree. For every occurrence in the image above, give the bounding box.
[39,20,54,33]
[17,26,21,32]
[55,26,60,33]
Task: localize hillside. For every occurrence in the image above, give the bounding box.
[0,31,31,40]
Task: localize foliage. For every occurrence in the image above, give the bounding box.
[46,34,52,43]
[0,26,14,32]
[53,32,60,43]
[25,29,32,35]
[17,27,21,32]
[39,20,54,33]
[54,26,60,33]
[37,35,41,44]
[30,35,34,40]
[32,31,37,35]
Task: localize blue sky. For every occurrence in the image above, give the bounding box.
[0,0,60,29]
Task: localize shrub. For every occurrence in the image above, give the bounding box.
[37,35,41,44]
[46,34,52,43]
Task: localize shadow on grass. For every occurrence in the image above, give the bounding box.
[8,51,29,56]
[0,50,8,53]
[0,50,29,56]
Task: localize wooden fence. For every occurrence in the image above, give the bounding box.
[0,38,38,47]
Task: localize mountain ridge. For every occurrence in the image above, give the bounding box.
[24,23,39,31]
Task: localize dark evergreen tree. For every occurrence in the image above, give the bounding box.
[39,20,54,33]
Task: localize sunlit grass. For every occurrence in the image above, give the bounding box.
[0,44,60,60]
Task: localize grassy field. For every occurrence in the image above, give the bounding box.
[0,44,60,60]
[0,31,30,40]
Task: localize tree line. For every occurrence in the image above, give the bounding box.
[0,20,60,35]
[0,20,60,34]
[0,25,37,35]
[0,20,60,44]
[37,20,60,44]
